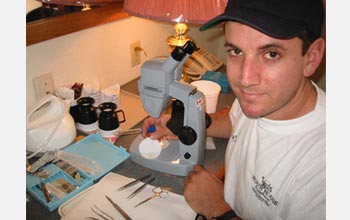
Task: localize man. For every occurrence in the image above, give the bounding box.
[141,0,325,219]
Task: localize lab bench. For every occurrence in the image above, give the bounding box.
[26,77,235,220]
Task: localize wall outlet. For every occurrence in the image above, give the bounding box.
[33,72,55,100]
[130,40,141,67]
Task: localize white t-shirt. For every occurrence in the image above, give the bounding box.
[224,84,326,220]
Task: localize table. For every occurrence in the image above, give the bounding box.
[26,77,235,220]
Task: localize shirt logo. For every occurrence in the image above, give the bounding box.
[231,133,238,142]
[252,176,279,207]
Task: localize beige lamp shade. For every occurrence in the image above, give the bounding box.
[36,0,122,6]
[123,0,227,47]
[123,0,227,25]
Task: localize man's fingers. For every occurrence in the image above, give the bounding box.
[193,164,204,172]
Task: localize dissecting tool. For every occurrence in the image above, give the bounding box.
[105,195,132,220]
[115,125,156,138]
[40,178,51,203]
[115,128,142,138]
[134,187,169,208]
[126,177,155,200]
[113,126,156,145]
[90,204,115,220]
[117,174,152,191]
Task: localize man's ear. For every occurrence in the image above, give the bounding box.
[303,38,325,77]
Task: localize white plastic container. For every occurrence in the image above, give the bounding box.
[191,80,221,113]
[26,94,76,157]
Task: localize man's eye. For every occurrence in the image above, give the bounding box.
[228,48,243,56]
[265,51,280,60]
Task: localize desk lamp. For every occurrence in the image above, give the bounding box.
[123,0,227,48]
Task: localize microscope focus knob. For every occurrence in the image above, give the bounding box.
[184,152,191,159]
[178,126,197,145]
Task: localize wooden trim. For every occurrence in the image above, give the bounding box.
[26,2,129,46]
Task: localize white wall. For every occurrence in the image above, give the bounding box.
[26,1,325,111]
[26,14,225,111]
[26,0,41,13]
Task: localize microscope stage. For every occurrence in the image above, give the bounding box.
[129,134,195,176]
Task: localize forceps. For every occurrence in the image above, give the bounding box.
[117,174,151,191]
[134,187,169,208]
[85,204,115,220]
[126,177,155,200]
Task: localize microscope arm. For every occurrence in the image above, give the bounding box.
[166,90,212,145]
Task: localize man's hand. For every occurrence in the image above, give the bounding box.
[183,165,232,219]
[141,114,178,140]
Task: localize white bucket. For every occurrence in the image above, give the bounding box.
[191,80,221,113]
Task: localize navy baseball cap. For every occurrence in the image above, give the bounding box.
[200,0,324,39]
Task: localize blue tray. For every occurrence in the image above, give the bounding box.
[26,134,130,212]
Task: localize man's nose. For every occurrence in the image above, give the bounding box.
[240,57,261,87]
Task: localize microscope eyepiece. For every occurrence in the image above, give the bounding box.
[170,41,197,62]
[183,41,197,55]
[171,46,186,62]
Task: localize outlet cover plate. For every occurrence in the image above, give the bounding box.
[33,72,55,100]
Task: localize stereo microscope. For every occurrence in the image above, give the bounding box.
[129,41,207,176]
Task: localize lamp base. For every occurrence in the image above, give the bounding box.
[167,22,194,48]
[167,35,193,48]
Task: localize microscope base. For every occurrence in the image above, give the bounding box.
[129,135,195,176]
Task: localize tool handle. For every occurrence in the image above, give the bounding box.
[40,181,51,203]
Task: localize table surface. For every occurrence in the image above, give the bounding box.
[26,77,235,220]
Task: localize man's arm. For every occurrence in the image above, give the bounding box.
[141,106,233,140]
[183,165,242,220]
[207,108,232,138]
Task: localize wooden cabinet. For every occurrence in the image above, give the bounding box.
[26,2,129,46]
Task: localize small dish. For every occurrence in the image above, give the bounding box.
[138,137,162,159]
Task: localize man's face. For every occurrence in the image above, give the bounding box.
[225,22,309,120]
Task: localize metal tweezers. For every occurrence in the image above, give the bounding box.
[105,195,132,220]
[117,174,152,191]
[86,204,115,220]
[127,176,155,200]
